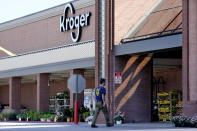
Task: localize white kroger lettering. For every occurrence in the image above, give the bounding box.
[80,14,85,27]
[75,15,80,28]
[85,13,90,26]
[69,17,74,30]
[60,3,91,42]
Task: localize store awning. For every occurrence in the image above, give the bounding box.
[0,40,95,78]
[115,33,182,56]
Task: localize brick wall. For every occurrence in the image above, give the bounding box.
[0,85,9,104]
[115,55,152,122]
[182,0,197,116]
[21,83,37,110]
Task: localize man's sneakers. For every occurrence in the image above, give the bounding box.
[106,123,114,127]
[91,125,98,128]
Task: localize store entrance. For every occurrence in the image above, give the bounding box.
[152,48,182,122]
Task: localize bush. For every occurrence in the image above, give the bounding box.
[2,109,16,120]
[40,112,48,119]
[25,110,34,121]
[114,116,124,122]
[79,106,89,114]
[32,110,38,121]
[171,116,187,127]
[39,111,52,121]
[24,110,38,121]
[50,114,55,121]
[70,108,74,118]
[184,117,192,127]
[54,113,65,122]
[190,116,197,127]
[83,111,90,120]
[114,111,124,123]
[78,105,89,122]
[16,114,26,120]
[172,115,197,127]
[0,113,3,120]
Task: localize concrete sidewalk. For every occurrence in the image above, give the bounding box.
[0,122,196,131]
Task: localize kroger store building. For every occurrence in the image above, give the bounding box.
[0,0,197,123]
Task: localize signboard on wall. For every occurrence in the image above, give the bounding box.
[114,72,122,84]
[60,3,91,42]
[84,89,95,109]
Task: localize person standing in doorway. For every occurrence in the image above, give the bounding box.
[91,78,113,128]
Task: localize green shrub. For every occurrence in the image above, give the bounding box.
[114,116,124,122]
[50,114,55,121]
[172,116,197,127]
[78,105,89,122]
[83,111,90,120]
[40,111,47,118]
[0,113,3,120]
[39,111,52,121]
[54,114,65,122]
[79,106,89,114]
[32,110,38,121]
[190,116,197,127]
[113,111,124,123]
[2,109,16,120]
[25,110,34,120]
[16,114,26,120]
[70,108,74,118]
[46,113,52,119]
[172,116,187,127]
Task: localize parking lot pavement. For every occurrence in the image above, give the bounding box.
[0,122,197,131]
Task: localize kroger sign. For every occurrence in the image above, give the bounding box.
[60,3,91,42]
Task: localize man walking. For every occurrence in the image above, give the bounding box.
[91,78,113,128]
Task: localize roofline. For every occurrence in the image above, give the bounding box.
[0,39,95,60]
[0,0,95,31]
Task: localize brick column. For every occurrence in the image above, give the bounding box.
[9,77,21,113]
[37,73,49,112]
[69,69,84,108]
[95,0,115,123]
[105,0,115,124]
[114,55,152,122]
[182,0,197,116]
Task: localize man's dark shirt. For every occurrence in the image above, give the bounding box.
[95,86,106,102]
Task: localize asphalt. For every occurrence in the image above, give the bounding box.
[0,122,196,131]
